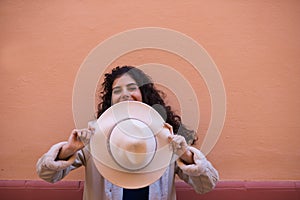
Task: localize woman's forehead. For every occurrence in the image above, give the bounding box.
[112,74,137,87]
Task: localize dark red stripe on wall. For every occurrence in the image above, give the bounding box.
[0,180,299,200]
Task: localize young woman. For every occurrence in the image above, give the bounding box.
[37,66,219,200]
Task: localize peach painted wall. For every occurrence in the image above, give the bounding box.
[1,1,299,181]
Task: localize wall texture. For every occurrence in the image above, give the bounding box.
[0,0,299,181]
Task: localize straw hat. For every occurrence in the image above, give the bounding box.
[90,101,173,189]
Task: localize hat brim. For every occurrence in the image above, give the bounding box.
[90,101,173,189]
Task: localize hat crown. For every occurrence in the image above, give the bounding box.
[109,119,156,170]
[91,101,173,189]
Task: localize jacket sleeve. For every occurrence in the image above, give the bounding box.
[36,142,85,183]
[175,146,219,194]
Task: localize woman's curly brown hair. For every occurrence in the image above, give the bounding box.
[96,66,196,145]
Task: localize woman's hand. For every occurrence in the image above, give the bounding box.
[67,128,93,151]
[165,123,194,165]
[57,121,96,160]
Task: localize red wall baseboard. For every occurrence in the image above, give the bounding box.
[176,181,300,200]
[0,180,299,200]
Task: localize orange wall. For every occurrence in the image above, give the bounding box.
[1,1,299,181]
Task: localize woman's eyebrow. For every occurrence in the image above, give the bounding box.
[112,86,121,90]
[126,83,138,87]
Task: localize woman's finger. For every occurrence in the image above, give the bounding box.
[164,123,173,134]
[77,130,82,139]
[168,135,188,156]
[77,129,94,146]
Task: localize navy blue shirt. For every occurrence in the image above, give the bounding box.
[122,186,149,200]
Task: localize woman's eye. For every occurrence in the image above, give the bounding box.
[113,89,121,94]
[128,86,137,91]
